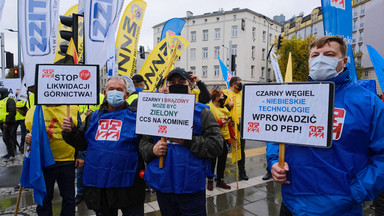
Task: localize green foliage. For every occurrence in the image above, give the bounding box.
[274,35,316,82]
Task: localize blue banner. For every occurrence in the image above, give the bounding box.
[321,0,357,81]
[218,57,233,88]
[20,105,55,206]
[160,18,186,41]
[367,45,384,91]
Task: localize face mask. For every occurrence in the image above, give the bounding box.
[169,84,189,94]
[218,98,225,108]
[135,87,144,93]
[309,55,344,81]
[236,83,243,91]
[107,90,125,107]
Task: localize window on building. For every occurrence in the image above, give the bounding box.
[262,31,266,42]
[262,48,265,60]
[157,37,160,43]
[190,48,196,60]
[251,46,255,58]
[252,27,256,38]
[231,44,237,55]
[202,47,208,58]
[215,28,220,39]
[214,46,220,59]
[191,31,196,42]
[361,5,365,15]
[233,15,236,20]
[232,26,238,37]
[192,20,195,25]
[269,33,272,43]
[364,71,368,77]
[190,66,196,74]
[261,67,265,78]
[202,66,208,78]
[251,66,255,78]
[353,20,357,31]
[216,17,220,22]
[214,65,220,77]
[203,30,208,41]
[204,19,207,23]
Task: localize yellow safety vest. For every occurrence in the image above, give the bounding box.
[16,100,26,121]
[0,97,9,123]
[127,93,138,105]
[26,93,35,109]
[80,93,105,113]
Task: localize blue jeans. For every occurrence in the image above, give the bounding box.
[76,167,85,196]
[36,162,75,216]
[156,190,206,216]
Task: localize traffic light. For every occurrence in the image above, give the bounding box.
[277,35,283,49]
[231,55,236,72]
[5,52,13,69]
[14,68,19,78]
[59,14,78,58]
[139,46,145,59]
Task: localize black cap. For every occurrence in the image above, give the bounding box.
[167,68,189,81]
[132,74,144,83]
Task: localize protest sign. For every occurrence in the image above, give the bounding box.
[136,92,195,140]
[0,78,21,99]
[35,64,99,105]
[242,82,335,148]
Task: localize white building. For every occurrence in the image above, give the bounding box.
[153,8,282,87]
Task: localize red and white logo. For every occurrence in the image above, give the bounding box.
[247,122,259,133]
[79,70,91,80]
[333,108,346,140]
[309,126,325,138]
[158,125,167,134]
[331,0,345,10]
[42,69,54,78]
[95,119,122,141]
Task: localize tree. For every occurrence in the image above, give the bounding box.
[353,51,364,79]
[274,35,316,82]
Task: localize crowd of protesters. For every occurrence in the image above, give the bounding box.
[2,35,384,216]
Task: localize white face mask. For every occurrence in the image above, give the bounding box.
[309,55,344,81]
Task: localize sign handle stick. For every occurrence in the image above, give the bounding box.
[67,105,70,118]
[235,142,239,189]
[15,130,28,216]
[159,137,167,168]
[160,40,179,89]
[278,143,285,169]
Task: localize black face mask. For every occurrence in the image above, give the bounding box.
[218,98,225,108]
[169,84,189,94]
[236,83,243,91]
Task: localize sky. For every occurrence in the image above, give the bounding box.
[0,0,320,64]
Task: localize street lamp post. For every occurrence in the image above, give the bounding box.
[263,16,273,82]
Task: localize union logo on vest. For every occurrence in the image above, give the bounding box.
[333,108,346,140]
[95,119,122,141]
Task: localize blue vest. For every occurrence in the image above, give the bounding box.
[84,108,139,188]
[145,103,210,194]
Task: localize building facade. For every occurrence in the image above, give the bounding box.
[281,0,383,94]
[153,8,282,87]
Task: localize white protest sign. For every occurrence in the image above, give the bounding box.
[242,83,335,148]
[136,92,195,140]
[0,78,21,99]
[36,64,99,105]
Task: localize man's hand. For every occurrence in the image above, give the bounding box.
[26,133,32,145]
[3,123,7,128]
[62,117,74,132]
[228,98,234,109]
[189,74,200,83]
[85,109,93,116]
[271,162,290,184]
[153,139,168,157]
[75,159,84,168]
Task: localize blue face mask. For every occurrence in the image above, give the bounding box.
[107,90,125,107]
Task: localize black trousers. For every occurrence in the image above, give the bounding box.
[0,123,16,157]
[280,202,293,216]
[209,139,229,180]
[374,192,384,216]
[238,138,246,175]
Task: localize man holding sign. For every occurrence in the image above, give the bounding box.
[139,68,222,216]
[269,36,384,215]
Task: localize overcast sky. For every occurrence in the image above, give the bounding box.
[0,0,320,63]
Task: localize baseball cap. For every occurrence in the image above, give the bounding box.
[167,68,190,81]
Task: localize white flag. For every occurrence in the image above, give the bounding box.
[84,0,124,70]
[270,50,284,83]
[19,0,60,87]
[0,0,5,22]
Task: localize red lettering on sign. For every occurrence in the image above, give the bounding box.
[247,122,260,133]
[95,119,122,141]
[158,125,167,134]
[309,126,325,138]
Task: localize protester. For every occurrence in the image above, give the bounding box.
[223,77,248,181]
[62,76,146,216]
[188,72,211,104]
[0,88,17,161]
[25,104,79,216]
[269,36,384,215]
[207,89,235,191]
[127,74,145,105]
[13,89,27,152]
[140,68,222,215]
